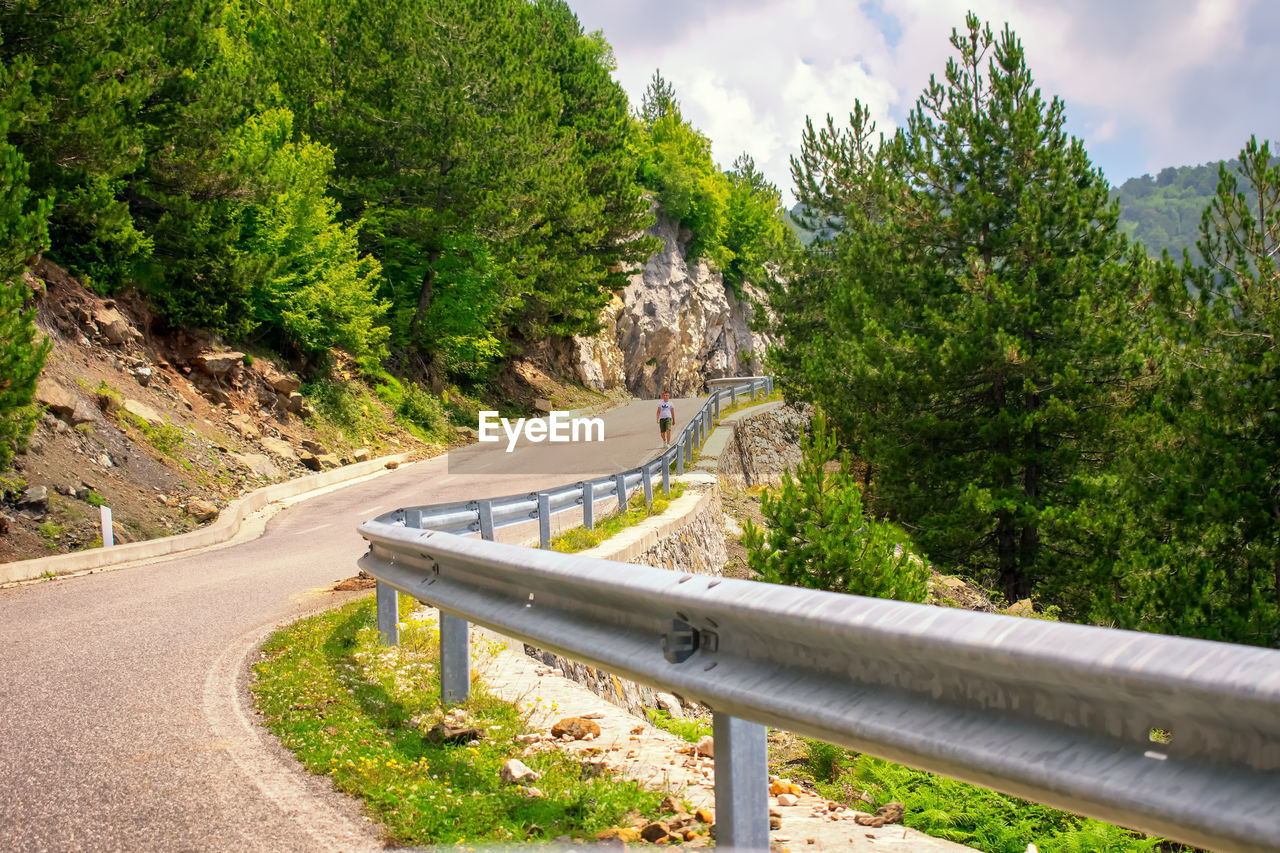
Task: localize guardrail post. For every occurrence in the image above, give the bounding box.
[642,467,654,507]
[730,386,737,406]
[713,393,720,418]
[614,473,627,514]
[376,581,399,646]
[676,440,684,475]
[439,612,470,706]
[662,457,671,494]
[712,712,769,850]
[704,408,712,436]
[685,433,694,464]
[582,480,594,530]
[538,492,551,549]
[478,500,494,541]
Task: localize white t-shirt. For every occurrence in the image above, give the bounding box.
[657,401,674,419]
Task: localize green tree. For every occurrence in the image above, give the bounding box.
[0,132,51,469]
[773,16,1143,601]
[1096,137,1280,646]
[640,69,678,123]
[742,412,928,602]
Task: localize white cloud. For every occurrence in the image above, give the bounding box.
[572,0,1280,197]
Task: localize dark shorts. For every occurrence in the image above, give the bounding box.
[659,417,672,433]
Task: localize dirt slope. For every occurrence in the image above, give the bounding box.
[0,262,425,565]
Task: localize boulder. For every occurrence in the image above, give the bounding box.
[93,305,134,345]
[260,437,297,460]
[228,413,260,441]
[233,453,279,479]
[132,367,152,387]
[533,397,553,412]
[283,391,305,413]
[123,398,164,426]
[351,447,371,462]
[300,439,329,455]
[195,351,245,376]
[299,452,323,472]
[36,381,96,425]
[186,499,219,522]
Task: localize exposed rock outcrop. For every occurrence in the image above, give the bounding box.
[571,209,771,397]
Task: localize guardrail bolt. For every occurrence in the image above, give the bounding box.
[661,619,700,664]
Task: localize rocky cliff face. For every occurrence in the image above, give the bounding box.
[571,210,771,397]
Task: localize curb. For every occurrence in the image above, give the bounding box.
[1,452,411,585]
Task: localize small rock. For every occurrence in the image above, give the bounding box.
[36,381,96,425]
[534,397,553,412]
[92,306,133,345]
[17,486,48,512]
[123,398,164,426]
[133,367,152,387]
[660,794,685,814]
[351,447,370,462]
[427,722,485,745]
[596,827,641,842]
[695,807,714,824]
[854,802,905,827]
[300,439,329,455]
[639,822,671,843]
[770,815,782,830]
[655,692,685,718]
[520,786,545,798]
[283,391,305,413]
[299,453,323,472]
[229,413,259,441]
[694,735,714,758]
[195,351,245,375]
[777,793,800,807]
[499,758,542,785]
[260,437,297,460]
[1005,598,1035,617]
[233,453,279,479]
[268,372,302,394]
[384,460,399,470]
[186,499,219,522]
[551,717,602,740]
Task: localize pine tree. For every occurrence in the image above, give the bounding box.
[1097,137,1280,646]
[774,16,1144,601]
[0,133,51,469]
[742,411,928,602]
[640,69,678,124]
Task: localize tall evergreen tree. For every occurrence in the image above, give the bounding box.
[0,125,51,469]
[1096,137,1280,646]
[773,16,1144,600]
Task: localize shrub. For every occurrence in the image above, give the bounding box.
[742,411,928,602]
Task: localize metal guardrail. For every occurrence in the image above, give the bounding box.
[357,377,1280,853]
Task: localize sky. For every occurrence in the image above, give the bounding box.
[571,0,1280,203]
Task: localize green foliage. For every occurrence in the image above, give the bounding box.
[373,375,452,444]
[742,412,927,601]
[120,411,186,456]
[792,744,1166,853]
[0,122,51,470]
[1091,137,1280,646]
[83,490,107,508]
[643,708,710,744]
[771,17,1142,603]
[251,596,670,846]
[1113,160,1255,262]
[632,81,795,294]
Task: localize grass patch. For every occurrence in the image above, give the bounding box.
[644,709,711,744]
[83,490,107,507]
[37,521,66,547]
[712,389,782,425]
[788,740,1175,853]
[251,596,669,846]
[118,410,186,456]
[550,482,686,553]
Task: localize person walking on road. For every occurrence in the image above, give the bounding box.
[657,392,675,447]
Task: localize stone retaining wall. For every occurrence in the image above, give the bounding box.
[718,403,810,488]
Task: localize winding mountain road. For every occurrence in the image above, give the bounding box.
[0,397,701,852]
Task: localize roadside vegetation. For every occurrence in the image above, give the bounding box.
[550,482,685,553]
[251,595,670,847]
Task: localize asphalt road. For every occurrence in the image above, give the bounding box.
[0,397,701,852]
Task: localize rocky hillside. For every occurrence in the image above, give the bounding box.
[569,209,771,398]
[0,262,429,565]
